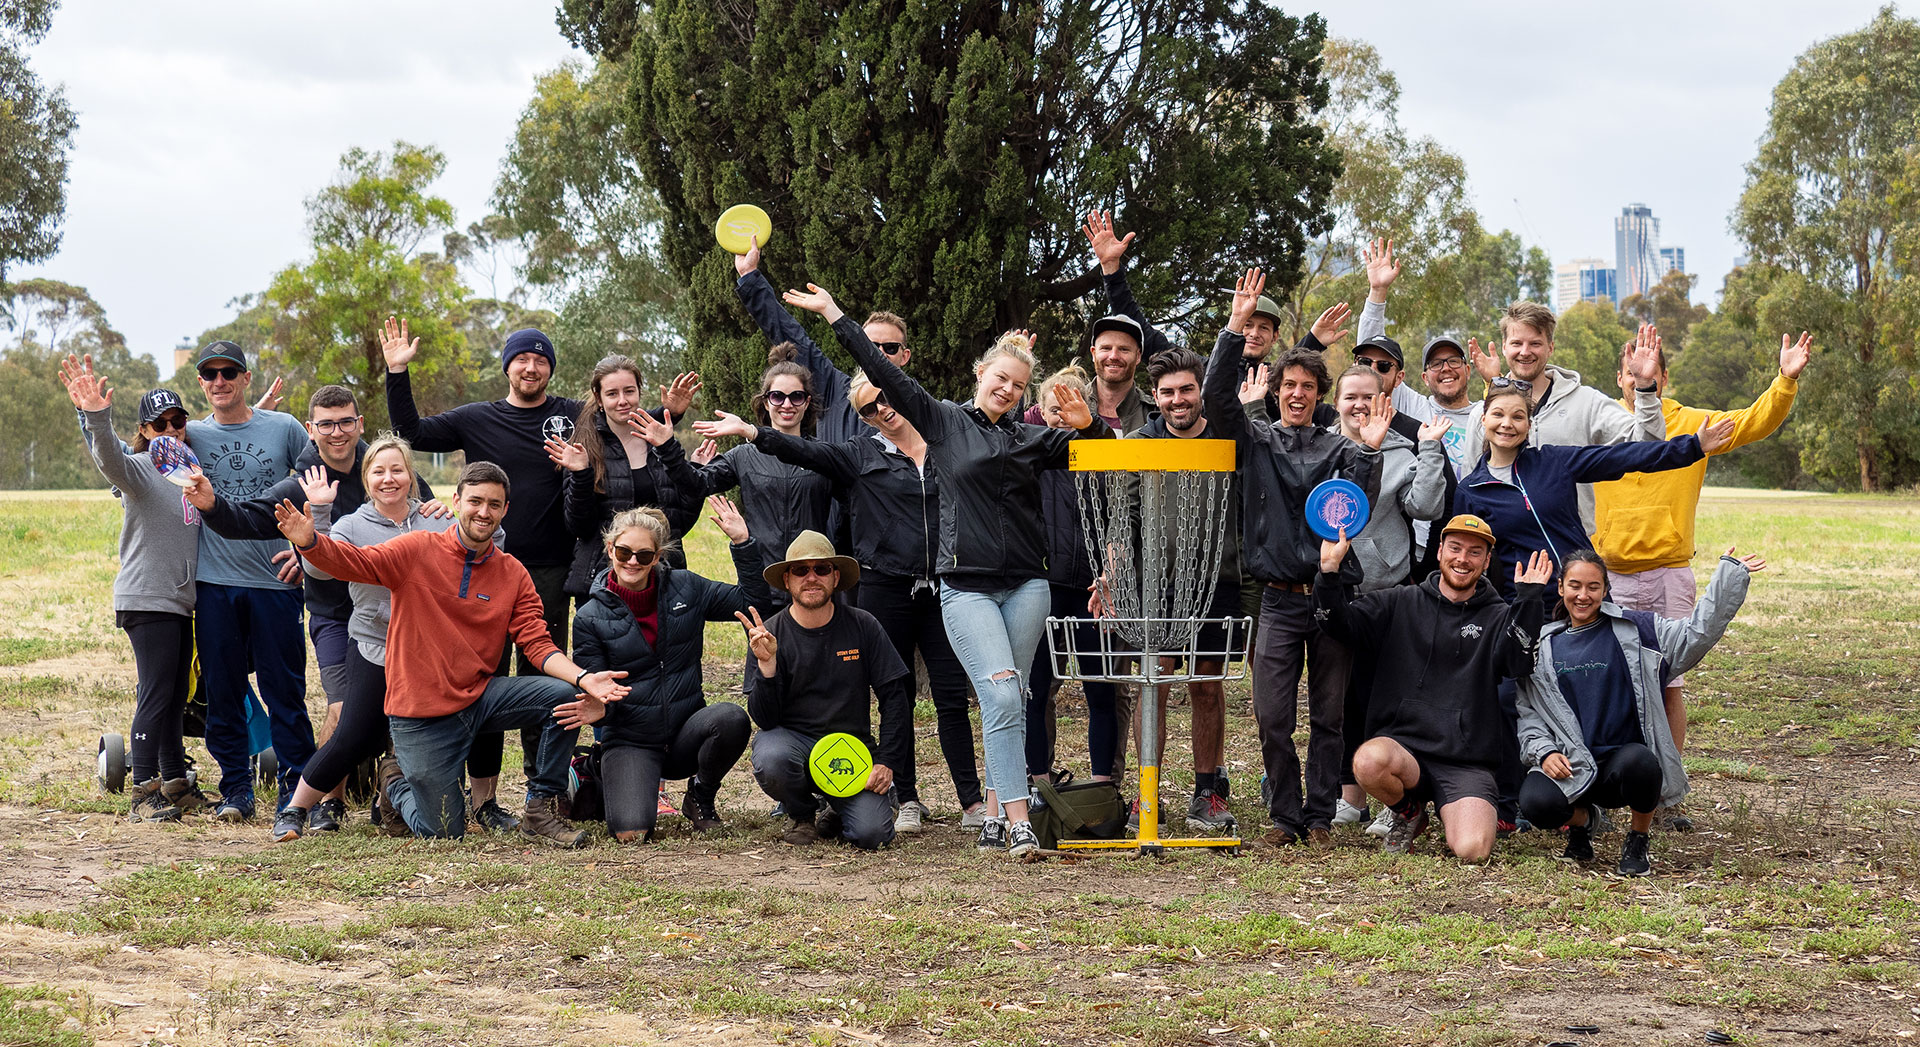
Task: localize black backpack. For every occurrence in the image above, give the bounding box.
[1027,776,1129,848]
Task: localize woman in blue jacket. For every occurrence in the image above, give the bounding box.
[1455,383,1735,597]
[557,499,770,842]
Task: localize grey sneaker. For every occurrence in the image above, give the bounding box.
[894,800,929,835]
[1186,790,1236,831]
[976,818,1008,852]
[473,798,521,833]
[1365,806,1395,838]
[1382,807,1429,855]
[959,803,987,830]
[1655,806,1692,833]
[1333,798,1368,825]
[1006,821,1039,859]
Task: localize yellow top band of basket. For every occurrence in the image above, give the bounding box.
[1068,438,1237,472]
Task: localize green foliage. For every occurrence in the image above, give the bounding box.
[1618,269,1709,352]
[492,58,685,397]
[261,142,483,428]
[560,0,1340,408]
[0,0,75,283]
[0,279,154,489]
[1550,298,1636,391]
[1668,267,1807,488]
[1733,4,1920,490]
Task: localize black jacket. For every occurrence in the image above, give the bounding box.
[694,440,836,593]
[1203,329,1380,586]
[750,428,938,581]
[562,411,703,597]
[831,315,1113,587]
[569,543,770,750]
[1314,573,1547,767]
[199,440,434,622]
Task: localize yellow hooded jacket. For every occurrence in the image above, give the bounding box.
[1590,374,1798,573]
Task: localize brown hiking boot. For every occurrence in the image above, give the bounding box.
[1307,827,1334,853]
[521,795,588,849]
[781,819,822,846]
[372,755,411,837]
[682,779,723,832]
[128,778,180,823]
[160,777,212,815]
[1261,826,1299,849]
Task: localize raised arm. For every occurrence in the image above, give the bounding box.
[1652,550,1759,677]
[1085,211,1172,360]
[734,239,853,422]
[782,281,951,441]
[1202,268,1268,441]
[380,316,463,452]
[1495,555,1554,679]
[1556,427,1710,486]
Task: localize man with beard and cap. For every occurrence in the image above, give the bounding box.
[1315,515,1553,861]
[742,532,913,851]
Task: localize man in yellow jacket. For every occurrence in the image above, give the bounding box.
[1591,330,1811,823]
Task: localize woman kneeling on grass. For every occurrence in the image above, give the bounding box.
[61,356,212,822]
[555,499,770,842]
[1515,547,1764,876]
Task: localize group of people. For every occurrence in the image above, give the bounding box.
[66,215,1809,874]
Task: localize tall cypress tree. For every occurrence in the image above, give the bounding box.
[559,0,1339,404]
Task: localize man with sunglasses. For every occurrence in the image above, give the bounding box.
[743,531,912,850]
[183,340,316,821]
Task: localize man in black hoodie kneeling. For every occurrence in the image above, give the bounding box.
[1312,515,1552,862]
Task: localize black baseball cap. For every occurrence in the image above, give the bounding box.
[1090,314,1145,348]
[1421,336,1465,368]
[1353,335,1405,369]
[195,341,248,373]
[138,389,186,425]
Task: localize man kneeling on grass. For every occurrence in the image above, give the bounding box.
[274,461,629,846]
[742,532,911,850]
[1515,547,1763,876]
[1312,515,1551,861]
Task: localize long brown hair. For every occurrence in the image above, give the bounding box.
[576,354,644,494]
[752,343,818,437]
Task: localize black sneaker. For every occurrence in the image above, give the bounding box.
[308,798,346,833]
[271,805,308,843]
[976,818,1008,852]
[473,798,520,833]
[1006,821,1039,859]
[1562,822,1594,862]
[1616,830,1652,877]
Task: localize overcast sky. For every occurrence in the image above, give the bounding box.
[13,1,1905,375]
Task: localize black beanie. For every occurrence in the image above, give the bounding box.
[502,329,556,373]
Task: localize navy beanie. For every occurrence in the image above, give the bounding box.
[502,328,556,373]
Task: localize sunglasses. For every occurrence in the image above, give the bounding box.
[856,391,892,418]
[1424,357,1466,372]
[764,390,811,407]
[1489,376,1534,393]
[199,365,242,382]
[786,561,838,579]
[873,341,906,357]
[611,545,659,566]
[1355,356,1399,374]
[310,417,360,434]
[147,414,188,433]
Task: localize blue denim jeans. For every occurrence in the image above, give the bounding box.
[386,674,580,838]
[939,578,1051,807]
[196,582,312,801]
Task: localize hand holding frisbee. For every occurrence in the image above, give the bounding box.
[715,204,772,255]
[808,732,875,798]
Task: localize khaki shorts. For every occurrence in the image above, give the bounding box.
[1607,566,1695,687]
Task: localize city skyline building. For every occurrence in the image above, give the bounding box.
[1660,246,1685,276]
[1615,202,1663,301]
[1554,258,1618,313]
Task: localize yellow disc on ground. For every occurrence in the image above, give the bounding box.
[808,732,874,798]
[1068,437,1236,472]
[715,204,773,255]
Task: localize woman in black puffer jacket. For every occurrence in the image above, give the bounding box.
[559,500,771,842]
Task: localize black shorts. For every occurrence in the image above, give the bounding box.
[1404,749,1498,809]
[1180,580,1248,666]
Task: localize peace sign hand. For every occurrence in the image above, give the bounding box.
[735,607,778,674]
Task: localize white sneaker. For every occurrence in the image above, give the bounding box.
[1333,798,1368,825]
[894,800,929,835]
[959,803,987,830]
[1365,806,1395,838]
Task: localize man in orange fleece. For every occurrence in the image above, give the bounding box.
[275,461,630,845]
[1591,330,1809,821]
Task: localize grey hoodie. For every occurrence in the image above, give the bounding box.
[1328,426,1447,592]
[303,499,500,665]
[84,409,199,616]
[1463,363,1665,531]
[1514,555,1751,809]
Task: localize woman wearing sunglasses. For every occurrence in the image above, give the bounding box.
[692,372,985,835]
[61,357,211,822]
[690,344,834,606]
[558,499,770,842]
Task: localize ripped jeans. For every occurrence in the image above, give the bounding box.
[939,578,1052,810]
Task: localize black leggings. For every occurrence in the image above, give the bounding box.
[123,612,192,782]
[301,644,390,794]
[1518,742,1664,830]
[856,573,982,809]
[1026,583,1120,778]
[603,703,752,838]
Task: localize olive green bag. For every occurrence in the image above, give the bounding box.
[1027,776,1129,848]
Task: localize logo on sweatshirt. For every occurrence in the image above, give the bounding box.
[837,648,861,663]
[1459,623,1483,639]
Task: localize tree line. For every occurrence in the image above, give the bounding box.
[1,2,1915,491]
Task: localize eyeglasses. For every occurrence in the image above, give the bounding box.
[1424,357,1467,373]
[856,391,892,418]
[764,390,811,407]
[199,366,242,382]
[310,417,360,434]
[873,341,906,357]
[611,545,659,566]
[1355,356,1399,374]
[786,561,838,578]
[1489,376,1534,393]
[148,414,187,433]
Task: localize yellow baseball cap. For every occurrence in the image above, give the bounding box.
[1439,513,1497,548]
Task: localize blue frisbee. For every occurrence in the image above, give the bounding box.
[1305,478,1370,541]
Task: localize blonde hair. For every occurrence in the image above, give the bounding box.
[359,433,419,500]
[1036,362,1090,406]
[1499,301,1557,343]
[602,506,679,559]
[973,331,1038,395]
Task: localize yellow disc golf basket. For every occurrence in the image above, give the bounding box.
[1045,438,1252,855]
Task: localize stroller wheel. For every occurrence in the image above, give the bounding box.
[97,733,128,793]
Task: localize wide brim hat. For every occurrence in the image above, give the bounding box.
[762,529,861,592]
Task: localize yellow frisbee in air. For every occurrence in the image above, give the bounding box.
[715,204,773,255]
[808,732,874,798]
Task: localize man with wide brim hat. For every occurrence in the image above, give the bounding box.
[744,531,910,851]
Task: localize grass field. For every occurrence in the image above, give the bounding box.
[0,488,1916,1046]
